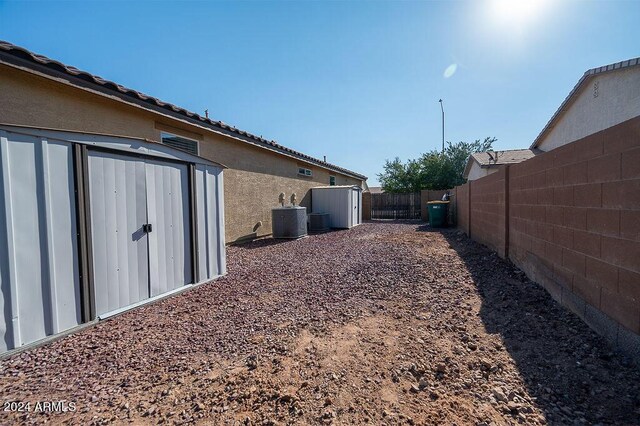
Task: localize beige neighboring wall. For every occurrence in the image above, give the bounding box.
[466,161,499,181]
[0,64,364,242]
[537,67,640,152]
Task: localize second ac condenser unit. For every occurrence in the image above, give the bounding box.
[308,212,330,232]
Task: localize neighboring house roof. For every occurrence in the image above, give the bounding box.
[463,148,539,179]
[368,186,384,194]
[530,57,640,149]
[0,40,367,181]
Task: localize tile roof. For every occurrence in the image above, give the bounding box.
[0,40,367,180]
[471,148,539,167]
[530,57,640,149]
[464,148,539,179]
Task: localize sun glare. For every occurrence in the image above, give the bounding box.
[488,0,549,29]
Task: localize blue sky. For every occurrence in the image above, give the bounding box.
[1,1,639,185]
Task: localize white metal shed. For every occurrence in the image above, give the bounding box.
[311,185,362,229]
[0,125,226,354]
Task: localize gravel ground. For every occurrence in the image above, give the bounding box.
[1,221,639,425]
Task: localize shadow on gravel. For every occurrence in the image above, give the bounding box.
[234,229,354,249]
[416,224,640,425]
[232,237,300,249]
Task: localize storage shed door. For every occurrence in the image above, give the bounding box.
[88,152,150,315]
[351,189,359,226]
[88,151,192,316]
[145,159,192,296]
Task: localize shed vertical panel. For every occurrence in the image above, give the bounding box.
[123,159,141,303]
[89,154,108,315]
[205,167,219,277]
[358,190,363,224]
[147,159,191,295]
[0,132,18,351]
[329,189,340,228]
[103,156,119,310]
[147,163,169,294]
[215,169,226,275]
[195,165,209,280]
[195,164,225,281]
[9,134,48,344]
[350,189,358,227]
[338,189,347,228]
[43,139,81,332]
[113,157,130,307]
[176,164,192,285]
[0,131,81,350]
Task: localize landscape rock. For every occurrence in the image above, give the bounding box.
[0,223,638,425]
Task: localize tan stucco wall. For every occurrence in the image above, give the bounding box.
[537,67,640,152]
[466,162,498,181]
[0,64,364,242]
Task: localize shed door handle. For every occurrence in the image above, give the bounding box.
[143,223,153,233]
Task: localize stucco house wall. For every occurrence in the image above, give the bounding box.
[0,63,364,243]
[466,162,499,181]
[536,66,640,152]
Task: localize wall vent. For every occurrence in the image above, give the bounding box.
[161,132,199,156]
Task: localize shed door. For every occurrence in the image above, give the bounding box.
[88,152,192,316]
[88,151,149,316]
[145,159,192,296]
[351,189,359,226]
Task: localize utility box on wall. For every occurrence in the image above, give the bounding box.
[311,185,362,229]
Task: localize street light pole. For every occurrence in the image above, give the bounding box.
[438,99,445,154]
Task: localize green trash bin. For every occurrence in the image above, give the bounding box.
[427,201,449,227]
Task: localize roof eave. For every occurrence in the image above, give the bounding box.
[0,42,368,181]
[530,57,640,149]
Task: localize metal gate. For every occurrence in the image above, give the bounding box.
[371,192,421,219]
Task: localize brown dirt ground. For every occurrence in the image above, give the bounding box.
[0,222,639,425]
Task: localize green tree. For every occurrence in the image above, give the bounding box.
[378,137,496,192]
[378,157,422,193]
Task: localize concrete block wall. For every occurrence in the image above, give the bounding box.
[362,192,372,220]
[469,167,508,258]
[457,183,470,235]
[454,116,640,360]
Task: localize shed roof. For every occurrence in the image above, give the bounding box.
[0,124,227,169]
[530,57,640,149]
[312,185,362,190]
[0,40,367,181]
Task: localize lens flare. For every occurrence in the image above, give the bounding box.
[443,63,457,78]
